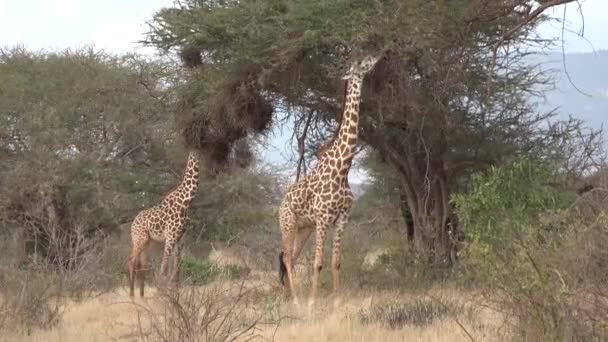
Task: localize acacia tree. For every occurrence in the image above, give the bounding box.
[0,47,184,266]
[145,0,600,261]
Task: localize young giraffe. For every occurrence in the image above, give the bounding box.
[278,54,382,306]
[128,150,200,297]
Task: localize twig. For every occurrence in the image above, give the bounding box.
[295,109,315,182]
[560,2,592,97]
[428,294,477,342]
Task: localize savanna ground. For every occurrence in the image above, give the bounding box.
[0,245,503,342]
[2,162,608,342]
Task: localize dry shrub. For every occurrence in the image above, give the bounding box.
[473,189,608,341]
[509,189,608,341]
[359,298,462,329]
[0,264,63,335]
[454,161,608,340]
[134,282,264,342]
[0,221,129,335]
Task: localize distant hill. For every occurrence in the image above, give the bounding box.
[538,50,608,138]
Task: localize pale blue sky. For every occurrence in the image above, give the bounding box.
[1,0,607,181]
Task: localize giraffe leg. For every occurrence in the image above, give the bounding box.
[292,226,313,262]
[170,242,183,289]
[279,210,299,305]
[331,213,348,307]
[128,242,147,297]
[309,217,329,307]
[291,226,313,278]
[138,249,148,297]
[160,239,176,286]
[128,255,136,298]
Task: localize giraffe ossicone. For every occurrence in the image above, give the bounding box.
[278,53,383,307]
[128,150,200,297]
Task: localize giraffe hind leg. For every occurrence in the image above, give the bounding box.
[169,242,183,290]
[138,249,147,297]
[128,252,143,298]
[279,226,312,286]
[128,233,149,297]
[279,209,298,304]
[331,212,349,307]
[309,217,330,307]
[128,255,136,297]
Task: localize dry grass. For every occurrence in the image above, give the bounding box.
[1,275,504,342]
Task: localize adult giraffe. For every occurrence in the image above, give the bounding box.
[127,150,200,297]
[278,54,382,306]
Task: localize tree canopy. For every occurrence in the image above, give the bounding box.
[144,0,602,260]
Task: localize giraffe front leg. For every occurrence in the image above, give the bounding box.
[331,213,348,308]
[309,218,329,308]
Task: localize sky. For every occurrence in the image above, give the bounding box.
[1,0,607,181]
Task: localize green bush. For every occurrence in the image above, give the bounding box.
[452,158,568,288]
[453,158,608,340]
[180,256,220,285]
[180,256,250,285]
[352,247,454,291]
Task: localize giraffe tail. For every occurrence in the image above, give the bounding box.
[278,252,287,286]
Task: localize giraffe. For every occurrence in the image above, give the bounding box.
[278,54,382,306]
[128,150,200,297]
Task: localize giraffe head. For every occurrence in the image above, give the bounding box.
[341,54,382,80]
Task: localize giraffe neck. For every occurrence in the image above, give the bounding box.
[162,151,200,208]
[332,75,363,164]
[180,151,200,202]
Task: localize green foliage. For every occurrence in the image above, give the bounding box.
[186,168,281,247]
[180,256,220,285]
[451,158,608,340]
[453,158,568,287]
[454,158,566,242]
[180,256,250,285]
[352,247,453,291]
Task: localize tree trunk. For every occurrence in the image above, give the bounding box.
[398,187,415,243]
[387,150,452,264]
